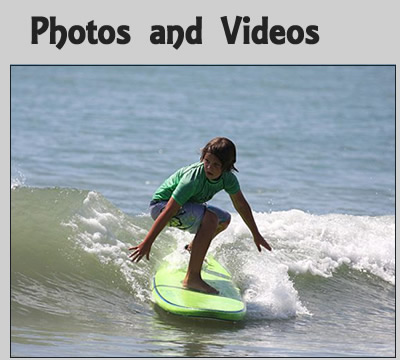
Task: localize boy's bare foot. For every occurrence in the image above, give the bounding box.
[182,276,219,295]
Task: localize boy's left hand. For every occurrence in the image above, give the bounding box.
[253,233,272,252]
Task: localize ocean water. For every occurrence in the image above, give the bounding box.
[11,65,395,357]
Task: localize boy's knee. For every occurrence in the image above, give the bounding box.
[217,220,230,232]
[219,215,231,230]
[204,209,219,228]
[225,213,231,226]
[223,220,230,230]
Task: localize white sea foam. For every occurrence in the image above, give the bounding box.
[229,210,395,284]
[206,209,394,318]
[11,170,26,189]
[63,191,152,302]
[62,191,395,319]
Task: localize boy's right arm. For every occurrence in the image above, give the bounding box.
[129,197,181,262]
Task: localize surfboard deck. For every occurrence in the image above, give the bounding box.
[152,255,246,321]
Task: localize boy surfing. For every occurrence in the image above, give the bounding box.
[129,137,271,294]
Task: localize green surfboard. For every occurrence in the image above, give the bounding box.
[152,255,246,321]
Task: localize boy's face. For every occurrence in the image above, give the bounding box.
[203,152,223,180]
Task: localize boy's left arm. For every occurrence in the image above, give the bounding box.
[230,190,272,252]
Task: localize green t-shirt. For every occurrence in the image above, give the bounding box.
[152,162,240,206]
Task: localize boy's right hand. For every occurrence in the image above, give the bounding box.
[129,240,152,262]
[129,197,180,263]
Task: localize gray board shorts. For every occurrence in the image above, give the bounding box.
[149,200,231,234]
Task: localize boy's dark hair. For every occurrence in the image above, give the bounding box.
[200,137,238,172]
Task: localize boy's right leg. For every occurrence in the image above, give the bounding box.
[151,201,222,294]
[185,218,230,253]
[183,209,219,294]
[185,206,231,253]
